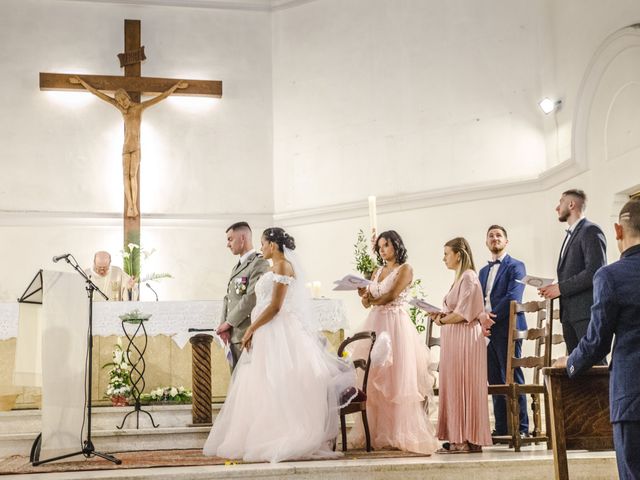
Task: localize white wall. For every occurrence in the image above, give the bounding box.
[0,0,273,300]
[272,0,553,212]
[272,1,640,333]
[1,0,639,314]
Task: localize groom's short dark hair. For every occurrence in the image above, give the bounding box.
[226,221,251,233]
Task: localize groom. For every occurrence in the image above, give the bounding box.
[216,222,269,369]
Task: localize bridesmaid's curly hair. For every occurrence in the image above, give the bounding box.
[375,230,408,265]
[263,227,296,252]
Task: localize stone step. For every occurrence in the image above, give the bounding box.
[0,404,223,435]
[0,404,223,458]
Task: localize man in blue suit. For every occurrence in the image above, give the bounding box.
[555,198,640,480]
[479,225,529,437]
[540,189,607,355]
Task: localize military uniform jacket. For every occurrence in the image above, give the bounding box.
[220,252,270,345]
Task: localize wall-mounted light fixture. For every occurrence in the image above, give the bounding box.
[538,97,562,114]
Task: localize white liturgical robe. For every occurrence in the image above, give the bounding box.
[84,266,138,301]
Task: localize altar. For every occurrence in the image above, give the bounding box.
[0,299,349,408]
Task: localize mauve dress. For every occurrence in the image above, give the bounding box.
[437,269,492,446]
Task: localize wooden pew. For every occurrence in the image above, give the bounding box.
[542,366,613,480]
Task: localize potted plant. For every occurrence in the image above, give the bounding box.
[103,339,132,406]
[354,229,379,279]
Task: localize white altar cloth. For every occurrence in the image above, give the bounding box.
[0,298,349,346]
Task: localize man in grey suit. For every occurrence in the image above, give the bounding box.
[216,222,269,369]
[539,189,607,355]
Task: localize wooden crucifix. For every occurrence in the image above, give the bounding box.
[40,19,221,264]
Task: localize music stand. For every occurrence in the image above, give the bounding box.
[29,255,121,466]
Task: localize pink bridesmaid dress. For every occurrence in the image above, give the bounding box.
[350,267,438,454]
[437,269,492,447]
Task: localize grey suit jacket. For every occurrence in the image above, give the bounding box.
[557,218,607,325]
[220,252,270,345]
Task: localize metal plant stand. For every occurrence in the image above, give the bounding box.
[117,315,159,429]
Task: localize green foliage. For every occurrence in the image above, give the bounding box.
[408,279,427,334]
[121,243,173,283]
[354,229,379,279]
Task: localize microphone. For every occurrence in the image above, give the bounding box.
[146,283,159,302]
[52,253,71,263]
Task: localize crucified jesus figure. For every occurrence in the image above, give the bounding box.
[70,76,188,217]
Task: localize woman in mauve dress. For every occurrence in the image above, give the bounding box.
[350,230,438,455]
[430,237,493,453]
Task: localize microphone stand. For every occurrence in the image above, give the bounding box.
[145,283,159,302]
[32,255,121,466]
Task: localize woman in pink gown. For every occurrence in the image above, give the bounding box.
[351,230,438,454]
[430,237,493,453]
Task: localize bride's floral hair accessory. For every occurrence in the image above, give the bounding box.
[263,227,296,252]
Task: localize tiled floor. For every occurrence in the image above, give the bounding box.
[0,444,618,480]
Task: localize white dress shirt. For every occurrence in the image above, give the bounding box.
[484,252,507,312]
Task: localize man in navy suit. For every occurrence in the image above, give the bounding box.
[479,225,529,436]
[555,198,640,480]
[540,189,607,355]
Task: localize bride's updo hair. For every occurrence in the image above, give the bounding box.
[263,227,296,252]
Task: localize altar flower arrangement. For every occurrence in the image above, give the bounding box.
[121,243,173,283]
[234,277,248,295]
[118,308,152,323]
[102,339,132,405]
[140,386,192,404]
[354,229,379,280]
[408,279,427,334]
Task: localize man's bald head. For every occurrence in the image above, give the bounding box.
[93,251,112,277]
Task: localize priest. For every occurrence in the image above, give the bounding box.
[85,251,138,301]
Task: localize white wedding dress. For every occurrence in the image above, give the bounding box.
[203,268,355,463]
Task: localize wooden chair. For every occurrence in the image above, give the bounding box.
[488,300,551,451]
[533,298,564,442]
[337,331,376,452]
[425,317,440,396]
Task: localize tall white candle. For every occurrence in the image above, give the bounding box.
[311,281,322,298]
[368,195,377,234]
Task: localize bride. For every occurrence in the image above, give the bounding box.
[203,227,355,463]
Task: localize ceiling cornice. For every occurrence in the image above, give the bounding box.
[61,0,318,11]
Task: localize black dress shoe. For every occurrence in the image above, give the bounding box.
[491,429,507,436]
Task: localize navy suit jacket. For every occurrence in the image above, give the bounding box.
[557,218,607,324]
[478,254,527,339]
[567,244,640,423]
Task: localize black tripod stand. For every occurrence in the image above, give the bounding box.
[31,255,121,466]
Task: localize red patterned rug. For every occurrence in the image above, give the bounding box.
[0,448,426,475]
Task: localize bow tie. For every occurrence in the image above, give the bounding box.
[565,229,572,235]
[487,259,501,266]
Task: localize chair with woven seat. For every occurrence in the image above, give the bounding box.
[488,300,551,451]
[337,331,376,452]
